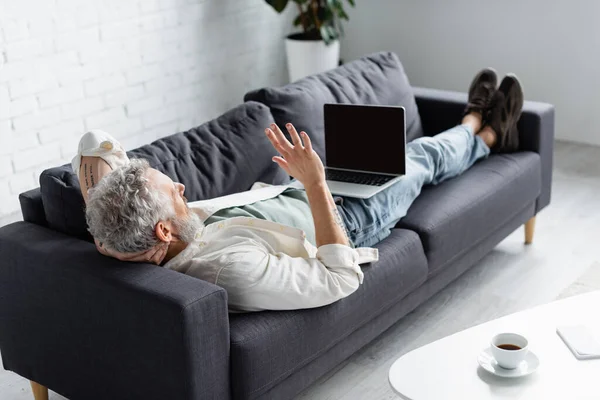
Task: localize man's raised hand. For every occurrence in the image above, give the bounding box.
[265,123,325,189]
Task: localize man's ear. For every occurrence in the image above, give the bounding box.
[155,221,173,243]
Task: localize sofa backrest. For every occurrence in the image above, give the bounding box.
[244,51,424,163]
[35,101,289,239]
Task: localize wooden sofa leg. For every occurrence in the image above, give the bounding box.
[524,216,536,245]
[30,381,48,400]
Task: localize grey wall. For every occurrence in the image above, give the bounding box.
[341,0,600,145]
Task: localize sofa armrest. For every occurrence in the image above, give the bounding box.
[0,222,231,400]
[516,100,555,211]
[413,86,555,212]
[19,187,47,226]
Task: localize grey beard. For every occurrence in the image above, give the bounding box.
[172,211,204,244]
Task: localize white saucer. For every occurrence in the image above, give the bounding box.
[477,347,540,378]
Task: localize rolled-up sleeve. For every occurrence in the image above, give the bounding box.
[215,244,367,312]
[316,244,364,284]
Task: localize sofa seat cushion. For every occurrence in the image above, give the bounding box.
[228,229,428,399]
[39,101,288,239]
[397,152,542,277]
[244,52,424,163]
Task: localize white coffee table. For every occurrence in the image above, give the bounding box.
[389,291,600,399]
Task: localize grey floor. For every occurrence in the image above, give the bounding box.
[1,141,599,400]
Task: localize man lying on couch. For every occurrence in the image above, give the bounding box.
[76,69,523,312]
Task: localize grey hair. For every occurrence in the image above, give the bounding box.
[86,159,175,253]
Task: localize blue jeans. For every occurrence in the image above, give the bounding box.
[337,125,490,248]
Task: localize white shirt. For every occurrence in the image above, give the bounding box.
[166,184,379,312]
[75,131,379,313]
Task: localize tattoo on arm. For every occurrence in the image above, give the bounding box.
[83,163,90,191]
[90,164,95,187]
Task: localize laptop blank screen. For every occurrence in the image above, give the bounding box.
[324,104,406,175]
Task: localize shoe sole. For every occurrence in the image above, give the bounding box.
[496,73,524,152]
[502,73,524,123]
[468,67,499,96]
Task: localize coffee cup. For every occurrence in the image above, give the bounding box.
[490,333,529,369]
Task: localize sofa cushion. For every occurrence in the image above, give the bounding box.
[38,101,289,238]
[228,229,428,399]
[397,152,542,276]
[244,52,424,163]
[128,102,289,200]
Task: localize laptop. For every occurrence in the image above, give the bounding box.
[323,103,406,199]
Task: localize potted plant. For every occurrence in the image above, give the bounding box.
[264,0,356,82]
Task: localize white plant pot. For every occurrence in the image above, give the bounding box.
[285,37,340,82]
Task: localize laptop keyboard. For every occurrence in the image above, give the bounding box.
[326,169,397,186]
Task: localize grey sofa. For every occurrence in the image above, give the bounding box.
[0,52,554,400]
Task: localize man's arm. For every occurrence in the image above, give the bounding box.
[79,156,112,203]
[213,245,363,311]
[304,182,349,247]
[198,122,370,311]
[265,123,349,247]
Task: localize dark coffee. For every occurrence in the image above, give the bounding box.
[497,344,521,351]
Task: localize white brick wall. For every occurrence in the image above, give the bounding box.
[0,0,294,225]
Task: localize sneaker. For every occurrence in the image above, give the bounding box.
[464,68,498,122]
[487,74,524,153]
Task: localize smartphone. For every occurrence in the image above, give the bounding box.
[557,325,600,360]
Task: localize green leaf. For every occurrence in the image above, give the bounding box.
[318,6,335,23]
[320,25,332,45]
[326,0,341,14]
[336,6,349,20]
[327,0,350,20]
[337,16,345,36]
[328,25,339,41]
[347,0,355,6]
[293,13,303,26]
[265,0,289,13]
[320,24,340,45]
